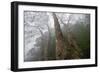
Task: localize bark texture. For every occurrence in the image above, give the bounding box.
[53,13,66,59]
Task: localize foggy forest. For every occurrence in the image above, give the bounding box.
[24,11,90,62]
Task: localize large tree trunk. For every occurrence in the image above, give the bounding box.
[52,13,66,60]
[58,14,81,59]
[53,13,81,59]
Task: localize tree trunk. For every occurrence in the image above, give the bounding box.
[47,27,56,60]
[52,13,66,60]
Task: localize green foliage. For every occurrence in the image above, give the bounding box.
[72,23,90,58]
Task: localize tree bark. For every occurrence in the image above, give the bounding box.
[60,15,81,59]
[52,13,66,60]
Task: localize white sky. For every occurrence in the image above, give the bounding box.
[47,12,54,28]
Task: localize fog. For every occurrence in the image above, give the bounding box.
[24,11,90,61]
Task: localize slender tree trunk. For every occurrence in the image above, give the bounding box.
[46,13,56,60]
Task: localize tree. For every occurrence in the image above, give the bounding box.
[24,11,89,61]
[52,13,66,59]
[24,11,56,61]
[72,14,90,58]
[60,14,81,59]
